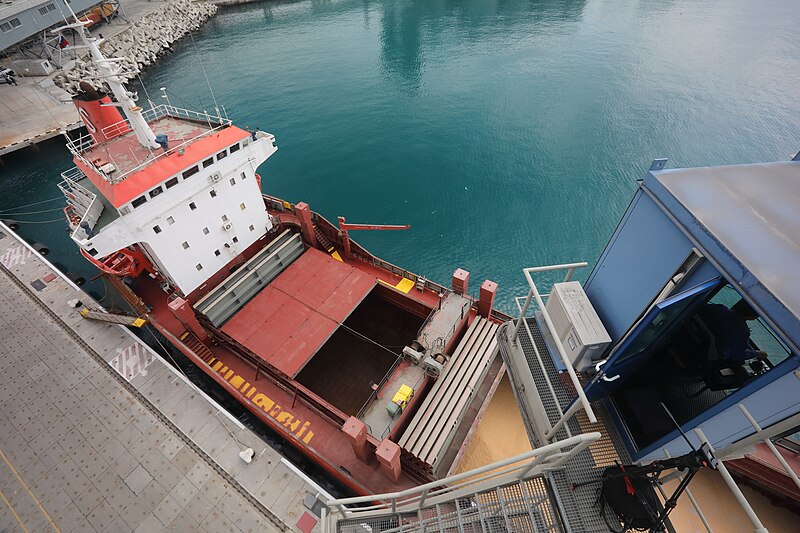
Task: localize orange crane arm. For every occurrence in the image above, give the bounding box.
[336,216,410,260]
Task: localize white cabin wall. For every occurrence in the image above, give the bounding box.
[78,135,277,295]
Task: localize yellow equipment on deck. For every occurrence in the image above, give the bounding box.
[387,384,414,418]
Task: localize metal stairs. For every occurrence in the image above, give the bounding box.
[179,331,215,364]
[334,477,564,533]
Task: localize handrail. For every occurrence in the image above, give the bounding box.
[509,263,597,439]
[65,104,231,185]
[323,431,600,526]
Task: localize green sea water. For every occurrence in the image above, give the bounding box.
[2,0,799,311]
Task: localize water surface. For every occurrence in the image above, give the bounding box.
[2,0,799,311]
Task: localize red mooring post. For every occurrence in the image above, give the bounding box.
[295,202,317,248]
[168,297,209,342]
[376,438,402,482]
[478,279,498,318]
[342,416,371,464]
[452,268,470,295]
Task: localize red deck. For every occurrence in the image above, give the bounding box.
[221,248,377,377]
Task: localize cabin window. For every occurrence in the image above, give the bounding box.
[249,224,255,232]
[216,150,227,161]
[202,158,214,168]
[229,143,240,153]
[39,6,49,15]
[202,227,209,235]
[607,283,794,451]
[189,202,197,210]
[153,225,161,234]
[47,4,56,11]
[131,196,147,208]
[209,190,217,198]
[149,186,163,199]
[214,250,221,256]
[181,241,190,249]
[1,18,21,32]
[196,264,203,271]
[229,177,236,186]
[182,166,199,179]
[232,236,239,243]
[239,203,246,210]
[165,177,179,189]
[166,216,174,225]
[240,172,246,180]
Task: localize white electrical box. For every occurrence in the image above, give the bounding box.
[545,281,611,372]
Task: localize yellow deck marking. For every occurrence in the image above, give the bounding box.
[0,446,60,533]
[378,278,414,294]
[0,488,29,533]
[331,251,343,262]
[179,332,189,341]
[207,363,313,443]
[395,278,415,293]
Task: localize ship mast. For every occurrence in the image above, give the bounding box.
[57,6,159,149]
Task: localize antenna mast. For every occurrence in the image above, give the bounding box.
[57,6,159,149]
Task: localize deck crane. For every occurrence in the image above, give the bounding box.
[337,216,410,260]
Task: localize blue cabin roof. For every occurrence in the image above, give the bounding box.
[643,161,800,353]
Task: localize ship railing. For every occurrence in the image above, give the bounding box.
[509,263,597,442]
[656,410,800,533]
[58,168,103,240]
[65,104,231,184]
[320,432,601,532]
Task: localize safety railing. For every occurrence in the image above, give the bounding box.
[508,263,597,441]
[321,432,601,531]
[65,104,232,185]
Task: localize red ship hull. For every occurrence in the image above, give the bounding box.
[109,195,507,496]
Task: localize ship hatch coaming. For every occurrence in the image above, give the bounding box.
[296,289,426,416]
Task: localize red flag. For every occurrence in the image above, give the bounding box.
[58,35,69,49]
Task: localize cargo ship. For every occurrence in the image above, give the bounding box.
[57,19,511,495]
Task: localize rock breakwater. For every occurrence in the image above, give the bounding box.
[55,0,218,95]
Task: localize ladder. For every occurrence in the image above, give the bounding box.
[79,308,147,327]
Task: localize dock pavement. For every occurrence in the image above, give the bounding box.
[0,222,329,532]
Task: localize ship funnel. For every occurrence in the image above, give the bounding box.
[73,82,132,144]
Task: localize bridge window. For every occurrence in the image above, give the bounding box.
[202,158,213,168]
[182,166,199,179]
[149,186,163,199]
[131,196,147,208]
[165,177,178,189]
[229,143,240,153]
[216,150,227,161]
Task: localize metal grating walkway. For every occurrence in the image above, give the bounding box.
[336,477,565,533]
[499,319,632,533]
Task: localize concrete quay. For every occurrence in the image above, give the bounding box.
[0,223,330,532]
